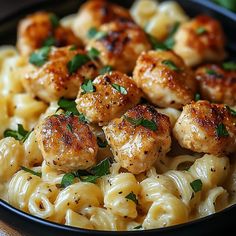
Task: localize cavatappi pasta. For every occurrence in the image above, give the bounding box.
[0,0,236,232]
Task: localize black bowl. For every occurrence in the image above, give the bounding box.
[0,0,236,235]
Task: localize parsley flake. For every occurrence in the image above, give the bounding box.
[164,22,180,49]
[58,98,80,116]
[216,123,229,137]
[99,65,113,75]
[67,54,90,74]
[87,27,107,40]
[147,34,169,51]
[4,124,32,143]
[124,116,157,131]
[50,13,60,28]
[87,47,100,60]
[112,84,127,95]
[66,123,73,132]
[195,93,201,101]
[29,46,51,67]
[226,105,236,116]
[42,36,56,47]
[69,45,78,51]
[190,179,202,193]
[21,166,42,177]
[206,69,219,76]
[61,173,75,188]
[81,79,95,94]
[125,192,138,204]
[133,225,142,230]
[222,61,236,71]
[196,27,207,35]
[162,60,180,71]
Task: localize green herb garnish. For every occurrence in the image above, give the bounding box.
[147,34,169,51]
[50,13,60,28]
[222,61,236,71]
[206,69,218,76]
[164,22,180,49]
[87,27,107,40]
[81,79,95,94]
[66,123,73,132]
[195,93,201,101]
[124,116,157,131]
[4,124,32,143]
[67,54,90,74]
[162,60,180,71]
[87,47,100,60]
[133,225,142,230]
[61,173,75,188]
[196,27,207,35]
[42,36,56,47]
[226,105,236,116]
[29,46,51,66]
[216,123,229,137]
[99,65,113,75]
[190,179,202,193]
[97,137,108,148]
[58,98,80,116]
[21,166,42,177]
[69,45,78,51]
[125,192,138,204]
[112,84,127,95]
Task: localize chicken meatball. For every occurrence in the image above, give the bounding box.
[196,64,236,106]
[73,0,132,42]
[173,101,236,155]
[133,50,196,109]
[86,19,151,73]
[173,15,226,67]
[36,113,98,172]
[76,71,141,126]
[22,46,99,102]
[103,104,171,174]
[17,11,82,56]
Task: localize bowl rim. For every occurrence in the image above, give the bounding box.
[0,0,236,234]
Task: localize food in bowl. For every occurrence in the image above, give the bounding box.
[0,0,236,231]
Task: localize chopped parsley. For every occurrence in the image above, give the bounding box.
[190,179,202,193]
[196,27,207,35]
[205,68,219,76]
[42,36,56,47]
[99,65,113,75]
[67,54,90,74]
[195,93,201,101]
[49,13,60,28]
[60,158,111,187]
[87,47,100,60]
[133,225,142,230]
[66,123,73,132]
[29,46,51,67]
[216,123,229,137]
[226,105,236,116]
[97,137,108,148]
[87,27,107,40]
[58,98,80,116]
[21,166,42,177]
[81,79,96,94]
[69,45,78,51]
[124,116,157,131]
[112,84,128,95]
[4,124,32,143]
[222,61,236,71]
[147,34,169,51]
[125,192,138,204]
[162,60,180,71]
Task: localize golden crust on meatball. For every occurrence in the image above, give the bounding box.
[36,114,98,172]
[133,50,196,109]
[17,11,82,56]
[22,46,99,102]
[196,64,236,106]
[173,100,236,155]
[76,71,141,125]
[103,104,171,174]
[173,15,226,67]
[86,19,151,73]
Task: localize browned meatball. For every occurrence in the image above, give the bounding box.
[76,71,141,126]
[103,104,171,174]
[72,0,132,42]
[174,15,226,67]
[196,64,236,106]
[86,19,151,73]
[17,11,82,56]
[173,101,236,155]
[36,114,98,172]
[22,46,99,102]
[133,50,196,109]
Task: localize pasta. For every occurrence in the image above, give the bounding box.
[0,0,235,232]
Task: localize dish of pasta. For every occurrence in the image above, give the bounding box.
[0,0,236,232]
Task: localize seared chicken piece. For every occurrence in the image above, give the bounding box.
[103,104,171,174]
[17,12,81,56]
[133,50,196,109]
[22,46,99,102]
[86,19,151,73]
[196,64,236,106]
[76,71,141,125]
[173,101,236,155]
[173,15,226,67]
[73,0,132,43]
[36,114,98,172]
